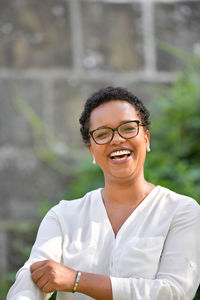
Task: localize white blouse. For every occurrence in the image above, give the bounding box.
[7,186,200,300]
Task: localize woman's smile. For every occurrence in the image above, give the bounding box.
[108,148,133,164]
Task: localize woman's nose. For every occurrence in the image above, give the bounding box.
[110,130,125,144]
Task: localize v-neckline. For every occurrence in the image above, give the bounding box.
[97,185,159,239]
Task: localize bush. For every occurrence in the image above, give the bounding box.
[145,65,200,202]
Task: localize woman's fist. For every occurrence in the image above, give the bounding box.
[30,260,77,293]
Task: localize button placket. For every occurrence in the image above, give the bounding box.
[108,236,122,276]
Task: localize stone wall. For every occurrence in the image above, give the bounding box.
[0,0,200,280]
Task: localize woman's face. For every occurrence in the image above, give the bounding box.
[88,100,150,183]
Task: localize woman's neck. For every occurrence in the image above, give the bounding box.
[102,175,155,207]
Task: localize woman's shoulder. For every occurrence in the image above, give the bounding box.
[158,185,200,215]
[49,188,102,217]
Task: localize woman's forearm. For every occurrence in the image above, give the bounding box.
[77,272,113,300]
[30,259,113,299]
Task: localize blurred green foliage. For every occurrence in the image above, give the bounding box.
[61,154,104,200]
[145,65,200,202]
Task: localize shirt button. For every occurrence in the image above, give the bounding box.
[189,261,195,268]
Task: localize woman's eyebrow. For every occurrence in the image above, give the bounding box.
[119,119,135,124]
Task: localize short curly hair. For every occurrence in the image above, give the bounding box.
[79,86,150,145]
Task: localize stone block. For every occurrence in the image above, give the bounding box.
[81,2,144,71]
[0,231,7,279]
[0,0,71,68]
[125,82,165,107]
[6,223,38,273]
[155,1,200,71]
[0,78,44,145]
[0,146,69,220]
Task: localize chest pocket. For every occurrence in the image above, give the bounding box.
[116,237,164,279]
[63,241,97,271]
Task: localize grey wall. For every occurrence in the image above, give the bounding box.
[0,0,200,278]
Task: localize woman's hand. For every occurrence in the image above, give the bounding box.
[30,260,77,293]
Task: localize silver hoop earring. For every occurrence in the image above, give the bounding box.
[93,158,96,164]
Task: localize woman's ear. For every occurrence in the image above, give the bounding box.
[145,130,151,152]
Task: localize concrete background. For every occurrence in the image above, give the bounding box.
[0,0,200,279]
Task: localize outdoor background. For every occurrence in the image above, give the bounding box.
[0,0,200,298]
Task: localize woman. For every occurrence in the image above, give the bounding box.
[7,86,200,300]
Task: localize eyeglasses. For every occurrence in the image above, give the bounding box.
[89,120,144,145]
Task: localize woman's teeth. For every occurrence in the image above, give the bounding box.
[110,150,131,159]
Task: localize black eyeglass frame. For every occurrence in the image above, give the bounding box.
[89,120,144,145]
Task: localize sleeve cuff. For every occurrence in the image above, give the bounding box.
[110,276,131,300]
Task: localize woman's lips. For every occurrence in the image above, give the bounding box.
[109,149,131,158]
[109,151,132,164]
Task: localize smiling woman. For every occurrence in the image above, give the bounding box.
[87,99,150,185]
[7,87,200,300]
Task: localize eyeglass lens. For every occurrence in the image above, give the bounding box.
[92,121,139,144]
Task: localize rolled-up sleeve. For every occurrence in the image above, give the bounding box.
[7,208,63,300]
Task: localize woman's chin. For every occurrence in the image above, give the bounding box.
[106,168,138,183]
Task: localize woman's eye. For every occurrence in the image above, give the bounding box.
[123,126,136,132]
[96,131,110,139]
